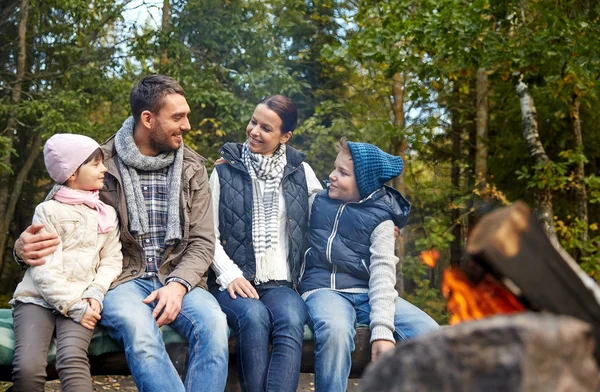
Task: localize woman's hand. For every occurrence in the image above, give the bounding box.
[371,339,395,362]
[227,277,259,300]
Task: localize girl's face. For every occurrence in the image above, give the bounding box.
[67,158,107,191]
[246,104,292,155]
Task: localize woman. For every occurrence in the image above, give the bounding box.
[209,95,322,392]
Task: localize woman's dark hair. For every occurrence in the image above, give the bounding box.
[260,95,298,134]
[130,74,185,122]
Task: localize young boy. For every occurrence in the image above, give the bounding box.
[298,137,439,392]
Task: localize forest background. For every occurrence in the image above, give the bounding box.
[1,0,599,324]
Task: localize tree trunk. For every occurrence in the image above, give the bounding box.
[569,94,588,244]
[391,72,406,295]
[475,68,489,199]
[515,77,558,245]
[0,134,42,277]
[0,0,28,274]
[450,82,463,267]
[160,0,170,68]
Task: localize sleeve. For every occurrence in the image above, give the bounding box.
[166,163,216,288]
[302,162,323,216]
[368,220,398,343]
[28,204,86,318]
[208,169,244,290]
[87,215,123,303]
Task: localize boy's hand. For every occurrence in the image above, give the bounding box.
[227,277,259,300]
[371,339,396,362]
[85,298,101,313]
[80,306,101,330]
[214,157,226,166]
[394,226,400,239]
[15,224,60,266]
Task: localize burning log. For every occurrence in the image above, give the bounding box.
[360,313,599,392]
[464,201,600,362]
[359,201,600,391]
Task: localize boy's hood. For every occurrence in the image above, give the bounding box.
[322,184,411,228]
[375,185,411,229]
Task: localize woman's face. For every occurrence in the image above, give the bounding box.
[246,104,292,155]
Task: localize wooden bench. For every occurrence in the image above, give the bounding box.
[0,309,372,391]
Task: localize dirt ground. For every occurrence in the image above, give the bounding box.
[1,374,361,391]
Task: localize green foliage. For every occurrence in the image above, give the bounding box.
[2,0,600,312]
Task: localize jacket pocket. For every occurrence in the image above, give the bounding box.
[58,219,80,248]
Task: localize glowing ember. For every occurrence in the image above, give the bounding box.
[420,249,440,268]
[442,268,525,325]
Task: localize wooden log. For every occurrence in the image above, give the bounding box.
[0,328,373,387]
[466,200,600,362]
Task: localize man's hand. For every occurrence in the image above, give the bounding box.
[227,277,259,300]
[80,306,101,330]
[85,298,102,314]
[371,339,395,362]
[15,224,60,266]
[143,282,187,327]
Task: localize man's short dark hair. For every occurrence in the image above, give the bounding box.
[130,75,185,122]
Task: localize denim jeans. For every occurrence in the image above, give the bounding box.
[305,290,439,392]
[99,278,229,392]
[212,281,308,392]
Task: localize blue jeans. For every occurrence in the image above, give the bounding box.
[305,290,439,392]
[99,278,229,392]
[212,281,308,392]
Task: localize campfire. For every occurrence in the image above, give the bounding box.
[359,201,600,392]
[425,201,600,344]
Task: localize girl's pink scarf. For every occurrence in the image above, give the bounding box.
[53,187,114,234]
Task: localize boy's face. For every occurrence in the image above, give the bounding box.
[67,158,107,191]
[328,150,361,203]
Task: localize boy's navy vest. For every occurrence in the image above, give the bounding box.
[208,143,309,289]
[298,186,410,295]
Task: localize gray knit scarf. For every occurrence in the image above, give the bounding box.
[114,116,183,244]
[242,142,287,282]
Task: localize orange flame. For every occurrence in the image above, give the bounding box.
[442,268,525,325]
[420,249,440,268]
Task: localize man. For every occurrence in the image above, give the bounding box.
[15,75,229,392]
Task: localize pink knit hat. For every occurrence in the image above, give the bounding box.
[43,134,100,184]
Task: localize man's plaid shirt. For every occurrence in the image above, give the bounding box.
[137,167,190,291]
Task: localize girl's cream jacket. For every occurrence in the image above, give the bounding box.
[12,200,123,315]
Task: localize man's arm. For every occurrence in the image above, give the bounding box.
[14,223,61,267]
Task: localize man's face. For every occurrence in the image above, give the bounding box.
[148,93,191,154]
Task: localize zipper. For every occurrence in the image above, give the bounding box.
[282,164,303,284]
[324,191,378,290]
[298,246,312,283]
[361,259,370,275]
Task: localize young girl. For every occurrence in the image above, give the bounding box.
[11,134,123,392]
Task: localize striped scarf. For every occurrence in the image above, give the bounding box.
[242,142,287,283]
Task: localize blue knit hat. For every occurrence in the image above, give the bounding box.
[346,141,404,199]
